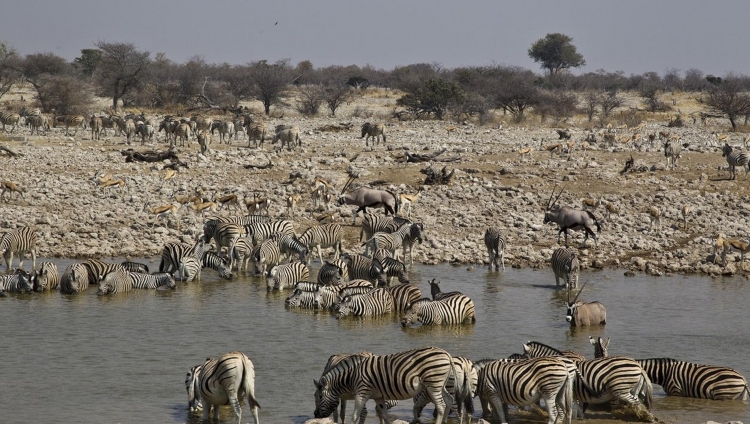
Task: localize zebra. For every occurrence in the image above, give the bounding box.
[271,126,301,150]
[32,261,59,291]
[201,251,233,279]
[298,223,342,265]
[317,259,349,286]
[589,336,610,359]
[359,214,411,246]
[400,295,476,326]
[273,233,308,263]
[186,364,204,412]
[522,341,653,419]
[266,262,310,291]
[475,356,573,424]
[0,112,21,133]
[342,252,386,286]
[363,222,423,266]
[334,288,395,318]
[159,238,207,274]
[63,114,85,136]
[428,278,463,300]
[413,356,476,424]
[373,256,409,285]
[635,357,749,400]
[212,222,246,270]
[81,259,126,284]
[360,122,385,149]
[202,215,270,242]
[231,237,254,272]
[484,227,506,271]
[251,239,281,277]
[722,143,750,180]
[0,226,38,272]
[246,220,295,246]
[190,351,260,423]
[663,140,682,169]
[384,283,421,312]
[0,269,33,293]
[520,340,587,366]
[129,272,176,290]
[247,121,267,148]
[551,247,579,289]
[323,347,453,424]
[314,280,374,310]
[97,269,134,295]
[59,263,90,294]
[120,261,150,274]
[27,114,49,135]
[175,256,202,282]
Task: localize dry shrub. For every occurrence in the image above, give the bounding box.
[351,106,374,119]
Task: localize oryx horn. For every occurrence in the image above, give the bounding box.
[571,280,589,304]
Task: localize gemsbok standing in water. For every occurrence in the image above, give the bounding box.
[566,281,606,326]
[543,186,601,248]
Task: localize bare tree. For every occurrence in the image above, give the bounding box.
[95,41,151,109]
[701,74,750,130]
[248,60,292,115]
[598,90,623,125]
[0,41,21,101]
[37,75,93,115]
[582,91,599,122]
[323,83,355,117]
[296,84,325,116]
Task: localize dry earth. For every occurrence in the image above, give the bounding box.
[1,88,749,279]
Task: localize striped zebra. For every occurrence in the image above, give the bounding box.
[359,214,411,246]
[314,280,374,310]
[273,233,308,263]
[271,126,301,151]
[201,251,233,279]
[129,272,176,290]
[364,222,423,265]
[428,279,463,300]
[266,262,310,291]
[384,283,421,312]
[63,114,85,136]
[81,259,126,284]
[520,341,588,366]
[202,215,270,242]
[175,256,202,282]
[317,259,349,286]
[414,356,476,424]
[298,223,342,265]
[332,347,453,424]
[0,112,21,133]
[120,261,150,274]
[213,222,246,270]
[247,121,267,148]
[246,220,295,246]
[284,287,319,308]
[26,114,49,135]
[231,237,254,272]
[400,295,476,326]
[59,263,90,294]
[341,252,386,286]
[551,247,579,289]
[97,269,134,295]
[0,226,38,272]
[523,341,653,419]
[663,140,682,169]
[32,261,59,291]
[635,357,749,400]
[722,143,750,180]
[475,356,573,424]
[190,351,260,423]
[186,364,203,412]
[589,336,610,358]
[159,238,207,274]
[90,115,103,140]
[251,239,281,277]
[484,227,506,271]
[313,352,394,424]
[0,269,33,293]
[374,256,409,285]
[360,122,385,148]
[335,288,395,318]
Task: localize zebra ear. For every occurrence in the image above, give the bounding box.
[313,379,321,389]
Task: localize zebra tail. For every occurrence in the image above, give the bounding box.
[458,360,475,415]
[241,355,261,410]
[640,369,653,410]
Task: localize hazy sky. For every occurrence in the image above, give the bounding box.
[2,1,748,77]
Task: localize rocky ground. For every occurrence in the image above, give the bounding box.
[1,90,749,279]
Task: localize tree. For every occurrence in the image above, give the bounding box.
[248,60,292,115]
[73,49,102,78]
[598,90,623,125]
[295,84,325,116]
[701,75,750,130]
[95,41,151,109]
[396,78,465,120]
[528,33,586,76]
[323,83,355,117]
[20,52,71,112]
[582,91,599,122]
[0,41,21,101]
[36,75,93,115]
[490,69,539,122]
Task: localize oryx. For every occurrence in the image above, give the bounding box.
[337,177,399,224]
[566,281,607,327]
[543,185,601,248]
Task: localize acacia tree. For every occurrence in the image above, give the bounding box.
[396,78,465,120]
[95,41,151,109]
[701,74,750,130]
[73,49,102,79]
[0,41,21,101]
[528,33,586,76]
[20,52,70,112]
[248,60,293,115]
[598,90,623,125]
[490,68,539,122]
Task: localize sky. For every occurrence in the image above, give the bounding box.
[1,0,748,77]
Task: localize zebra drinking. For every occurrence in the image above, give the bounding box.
[59,263,90,294]
[334,288,394,319]
[32,261,59,291]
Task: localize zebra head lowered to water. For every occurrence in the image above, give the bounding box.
[543,186,601,249]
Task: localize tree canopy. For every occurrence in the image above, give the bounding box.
[528,33,586,76]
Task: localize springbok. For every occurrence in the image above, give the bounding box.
[143,202,179,228]
[543,186,601,248]
[398,188,422,219]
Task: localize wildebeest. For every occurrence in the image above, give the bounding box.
[543,186,601,248]
[337,177,399,224]
[566,281,606,326]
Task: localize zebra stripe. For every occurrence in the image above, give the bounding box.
[175,256,202,282]
[360,122,385,148]
[247,122,267,148]
[32,261,59,291]
[484,227,506,271]
[316,259,350,286]
[551,247,579,289]
[0,112,21,133]
[185,364,203,412]
[384,283,421,312]
[414,356,476,424]
[400,295,476,326]
[246,220,295,246]
[349,347,453,423]
[335,288,395,318]
[0,226,38,272]
[59,263,90,294]
[193,351,260,423]
[213,222,246,270]
[159,239,207,274]
[274,233,308,263]
[359,215,411,246]
[374,256,409,285]
[201,251,233,279]
[97,269,134,295]
[251,239,281,277]
[0,270,33,293]
[722,143,750,180]
[635,357,749,400]
[314,280,374,310]
[267,262,310,291]
[364,222,423,265]
[521,341,587,364]
[476,356,573,424]
[663,140,682,169]
[427,279,463,301]
[202,215,270,242]
[590,336,610,358]
[284,288,318,308]
[120,261,150,274]
[341,253,381,285]
[129,272,176,290]
[81,259,126,284]
[298,223,342,265]
[231,237,254,272]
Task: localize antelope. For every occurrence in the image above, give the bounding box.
[518,147,533,161]
[310,185,333,214]
[713,233,725,264]
[191,199,218,217]
[543,186,601,248]
[163,169,176,181]
[174,192,202,210]
[215,194,241,212]
[244,194,271,215]
[100,178,126,191]
[337,177,399,225]
[143,202,179,228]
[647,206,661,231]
[286,193,301,218]
[566,281,607,326]
[604,203,619,220]
[92,171,113,186]
[681,205,690,230]
[0,181,25,201]
[721,238,750,267]
[581,198,601,211]
[545,143,562,157]
[445,126,457,134]
[313,177,334,192]
[398,189,422,218]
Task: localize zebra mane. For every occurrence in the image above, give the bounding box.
[523,340,565,356]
